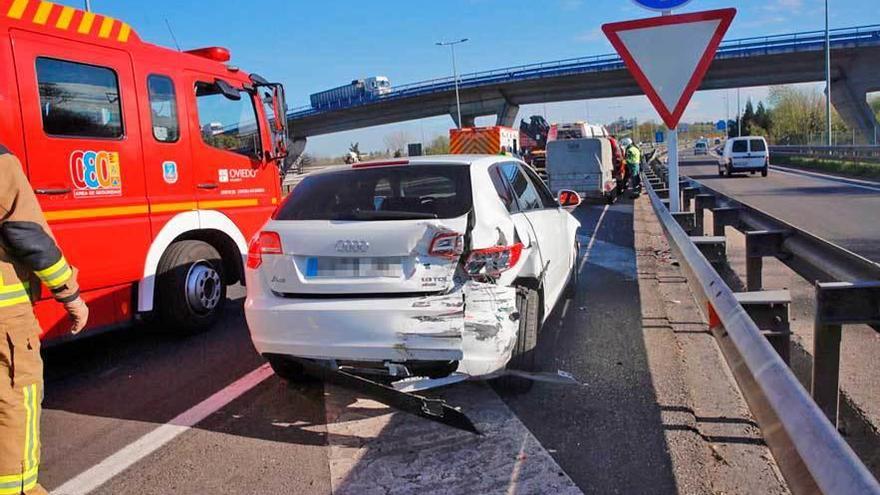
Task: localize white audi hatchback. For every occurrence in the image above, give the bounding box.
[245,155,581,389]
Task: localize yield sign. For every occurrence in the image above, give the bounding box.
[602,8,736,129]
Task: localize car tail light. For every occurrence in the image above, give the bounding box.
[429,232,464,259]
[247,231,283,269]
[465,243,524,277]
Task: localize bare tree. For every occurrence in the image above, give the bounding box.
[383,130,412,156]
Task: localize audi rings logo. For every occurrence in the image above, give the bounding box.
[335,240,370,253]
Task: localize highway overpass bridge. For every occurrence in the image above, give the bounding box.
[287,25,880,153]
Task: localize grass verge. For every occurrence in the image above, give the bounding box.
[773,155,880,180]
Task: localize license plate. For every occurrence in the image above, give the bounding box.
[305,256,404,278]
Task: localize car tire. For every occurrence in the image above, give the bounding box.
[498,287,540,394]
[718,168,725,177]
[155,240,227,334]
[761,167,768,177]
[266,355,316,383]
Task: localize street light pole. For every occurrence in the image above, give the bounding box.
[824,0,832,146]
[437,39,468,129]
[84,0,91,11]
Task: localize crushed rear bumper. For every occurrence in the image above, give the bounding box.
[245,272,519,378]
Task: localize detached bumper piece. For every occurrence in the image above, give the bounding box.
[292,357,480,435]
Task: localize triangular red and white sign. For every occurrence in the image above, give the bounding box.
[603,9,736,129]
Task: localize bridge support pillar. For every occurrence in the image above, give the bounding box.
[496,101,520,128]
[452,113,477,129]
[831,54,880,144]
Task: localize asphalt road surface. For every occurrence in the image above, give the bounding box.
[679,154,880,263]
[38,198,785,495]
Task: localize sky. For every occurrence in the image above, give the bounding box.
[66,0,875,156]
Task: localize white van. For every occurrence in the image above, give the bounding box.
[546,138,617,203]
[719,136,769,177]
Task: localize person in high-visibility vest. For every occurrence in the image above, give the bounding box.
[0,144,88,495]
[621,138,642,197]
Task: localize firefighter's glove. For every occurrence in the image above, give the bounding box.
[64,297,89,334]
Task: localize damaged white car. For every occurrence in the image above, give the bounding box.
[244,156,581,391]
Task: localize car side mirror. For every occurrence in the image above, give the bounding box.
[557,190,581,211]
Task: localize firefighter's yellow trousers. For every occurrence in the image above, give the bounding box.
[0,308,47,495]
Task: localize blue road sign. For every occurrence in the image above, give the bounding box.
[716,120,727,131]
[655,131,665,143]
[631,0,695,11]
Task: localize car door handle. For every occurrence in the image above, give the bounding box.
[197,182,219,190]
[34,188,71,195]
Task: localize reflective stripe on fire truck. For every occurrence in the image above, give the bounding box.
[4,0,137,43]
[35,256,72,289]
[42,199,264,222]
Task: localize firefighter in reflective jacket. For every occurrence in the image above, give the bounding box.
[0,145,88,495]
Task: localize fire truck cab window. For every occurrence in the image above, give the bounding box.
[148,75,179,143]
[36,57,123,139]
[195,81,261,158]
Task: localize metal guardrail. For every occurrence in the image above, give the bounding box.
[770,145,880,164]
[641,162,880,495]
[289,24,880,117]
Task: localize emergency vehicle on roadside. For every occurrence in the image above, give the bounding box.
[0,1,289,340]
[450,126,519,155]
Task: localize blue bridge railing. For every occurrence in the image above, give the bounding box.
[289,24,880,119]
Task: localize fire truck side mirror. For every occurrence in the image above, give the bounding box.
[215,79,241,101]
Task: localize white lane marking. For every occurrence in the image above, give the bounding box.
[52,364,274,495]
[769,165,880,193]
[578,204,610,273]
[560,299,572,320]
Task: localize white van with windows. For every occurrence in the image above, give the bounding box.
[719,136,770,177]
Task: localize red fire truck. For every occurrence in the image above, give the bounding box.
[0,1,290,340]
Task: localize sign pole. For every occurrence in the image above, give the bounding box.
[668,127,679,211]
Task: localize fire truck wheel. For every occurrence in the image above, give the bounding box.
[155,240,227,334]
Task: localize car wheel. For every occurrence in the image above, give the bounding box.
[718,167,725,177]
[266,355,316,383]
[564,243,579,299]
[155,240,227,334]
[498,287,540,394]
[761,167,768,177]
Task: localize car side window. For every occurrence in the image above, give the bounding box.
[488,165,518,213]
[519,164,556,208]
[500,162,542,211]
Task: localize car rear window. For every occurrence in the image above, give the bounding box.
[696,142,707,148]
[750,139,767,152]
[276,165,472,221]
[731,140,748,153]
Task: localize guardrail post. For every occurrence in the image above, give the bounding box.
[672,212,696,235]
[745,230,787,292]
[735,290,792,365]
[690,236,727,264]
[711,207,740,237]
[682,187,700,211]
[813,281,880,426]
[693,194,716,237]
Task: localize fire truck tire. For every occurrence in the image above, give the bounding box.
[497,287,540,394]
[155,240,227,334]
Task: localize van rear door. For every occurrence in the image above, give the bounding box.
[749,138,768,168]
[729,139,750,169]
[11,30,151,331]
